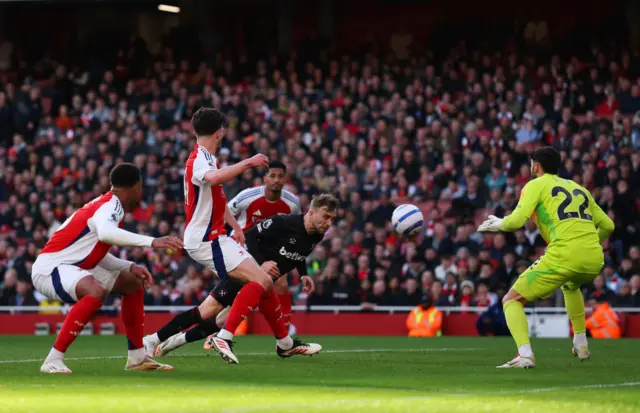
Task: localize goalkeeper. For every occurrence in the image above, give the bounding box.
[478,147,614,368]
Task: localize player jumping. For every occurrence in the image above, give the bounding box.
[32,163,184,374]
[144,194,337,360]
[228,159,301,332]
[478,146,615,368]
[143,107,307,365]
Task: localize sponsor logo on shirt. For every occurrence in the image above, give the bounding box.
[279,246,306,261]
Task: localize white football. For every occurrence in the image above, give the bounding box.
[392,204,424,236]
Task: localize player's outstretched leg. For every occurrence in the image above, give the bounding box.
[40,277,105,374]
[258,288,322,357]
[112,273,173,371]
[274,276,293,333]
[562,282,591,361]
[497,288,536,369]
[144,295,225,356]
[210,259,273,365]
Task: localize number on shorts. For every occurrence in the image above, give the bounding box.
[551,186,592,221]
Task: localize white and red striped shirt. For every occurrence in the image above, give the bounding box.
[33,192,153,275]
[183,144,227,249]
[228,186,300,232]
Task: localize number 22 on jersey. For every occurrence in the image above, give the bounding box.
[551,186,593,221]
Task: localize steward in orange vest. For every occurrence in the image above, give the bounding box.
[586,298,621,339]
[406,294,443,337]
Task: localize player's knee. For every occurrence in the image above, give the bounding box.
[199,296,223,320]
[273,277,288,294]
[255,275,273,291]
[76,277,107,302]
[85,285,107,302]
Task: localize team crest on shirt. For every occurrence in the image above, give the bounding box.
[262,219,273,229]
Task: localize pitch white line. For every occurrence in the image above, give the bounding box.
[0,347,477,364]
[221,381,640,413]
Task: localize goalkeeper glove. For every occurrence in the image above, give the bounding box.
[477,215,504,232]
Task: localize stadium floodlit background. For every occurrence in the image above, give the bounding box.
[0,1,639,412]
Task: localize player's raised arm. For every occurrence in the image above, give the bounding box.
[500,181,541,232]
[202,155,269,187]
[588,191,615,241]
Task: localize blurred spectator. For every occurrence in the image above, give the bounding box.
[145,284,172,306]
[476,290,509,336]
[405,294,442,337]
[585,296,622,339]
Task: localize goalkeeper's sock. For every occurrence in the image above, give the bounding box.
[562,286,587,337]
[504,300,532,357]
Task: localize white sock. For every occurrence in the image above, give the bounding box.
[518,344,533,358]
[146,333,160,346]
[573,332,587,348]
[175,333,187,347]
[217,329,234,341]
[46,347,64,362]
[128,348,145,364]
[277,336,294,350]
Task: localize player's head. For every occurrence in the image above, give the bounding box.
[192,108,227,149]
[530,146,561,177]
[307,193,340,234]
[264,160,286,194]
[109,163,142,210]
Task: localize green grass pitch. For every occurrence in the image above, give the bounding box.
[0,335,638,413]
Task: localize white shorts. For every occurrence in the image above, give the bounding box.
[31,265,120,304]
[187,235,251,281]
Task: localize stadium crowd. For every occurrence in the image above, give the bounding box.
[0,34,639,312]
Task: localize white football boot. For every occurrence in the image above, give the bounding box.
[497,354,536,369]
[40,359,72,374]
[143,335,159,358]
[125,356,173,371]
[208,333,239,364]
[277,338,322,358]
[154,333,187,357]
[572,345,591,361]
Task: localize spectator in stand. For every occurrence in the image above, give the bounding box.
[0,268,17,305]
[405,294,442,337]
[145,284,172,306]
[587,275,616,303]
[614,280,634,307]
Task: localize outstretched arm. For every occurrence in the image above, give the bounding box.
[500,182,541,232]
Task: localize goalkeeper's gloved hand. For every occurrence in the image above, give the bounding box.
[477,215,503,232]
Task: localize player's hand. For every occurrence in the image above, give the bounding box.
[130,264,153,289]
[477,215,503,232]
[301,276,315,294]
[261,261,280,279]
[232,228,246,247]
[245,154,269,169]
[152,236,184,251]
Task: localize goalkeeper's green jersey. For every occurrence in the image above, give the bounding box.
[500,174,614,257]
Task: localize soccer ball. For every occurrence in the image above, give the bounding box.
[392,204,424,236]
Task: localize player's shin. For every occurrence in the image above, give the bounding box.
[121,288,146,363]
[562,285,588,350]
[277,293,292,329]
[50,295,103,359]
[259,289,293,349]
[185,319,220,343]
[503,300,533,357]
[156,307,203,342]
[218,282,265,340]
